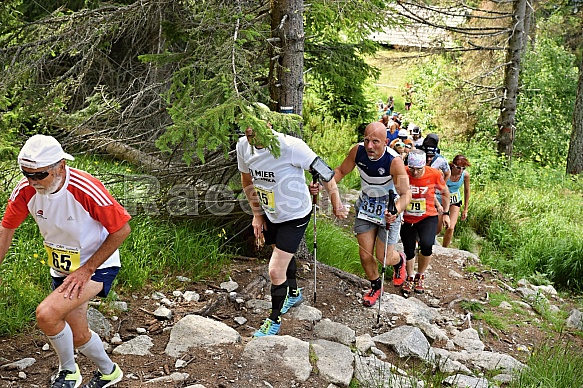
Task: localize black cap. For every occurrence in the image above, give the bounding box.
[422,133,439,149]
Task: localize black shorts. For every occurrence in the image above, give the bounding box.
[52,267,120,298]
[451,201,462,207]
[400,216,438,259]
[263,212,311,254]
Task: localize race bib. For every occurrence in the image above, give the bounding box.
[406,198,426,216]
[357,194,387,226]
[44,241,81,274]
[450,192,460,204]
[255,186,276,214]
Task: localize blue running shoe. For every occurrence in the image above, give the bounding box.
[252,317,281,337]
[280,288,304,314]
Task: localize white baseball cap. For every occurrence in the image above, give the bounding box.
[18,135,74,169]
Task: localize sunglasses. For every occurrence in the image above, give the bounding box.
[454,165,466,170]
[21,162,60,181]
[409,166,424,172]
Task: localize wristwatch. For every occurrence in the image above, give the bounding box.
[443,211,450,215]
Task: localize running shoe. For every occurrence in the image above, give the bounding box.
[253,317,281,337]
[362,287,382,307]
[414,273,426,294]
[280,288,304,314]
[401,276,415,298]
[81,364,123,388]
[50,364,82,388]
[392,252,407,287]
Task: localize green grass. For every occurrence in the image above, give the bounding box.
[488,292,511,307]
[365,48,416,114]
[0,221,51,334]
[118,216,234,292]
[304,217,363,278]
[459,300,485,313]
[509,344,583,388]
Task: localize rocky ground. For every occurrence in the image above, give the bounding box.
[1,202,583,387]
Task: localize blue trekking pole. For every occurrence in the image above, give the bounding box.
[377,189,397,325]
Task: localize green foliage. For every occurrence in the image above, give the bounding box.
[156,98,301,164]
[118,216,234,291]
[16,0,100,21]
[515,34,578,167]
[303,98,361,190]
[467,160,583,291]
[305,39,380,120]
[303,0,389,120]
[509,344,583,388]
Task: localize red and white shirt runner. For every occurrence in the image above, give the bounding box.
[2,166,131,277]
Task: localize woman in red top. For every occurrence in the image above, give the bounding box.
[400,149,450,297]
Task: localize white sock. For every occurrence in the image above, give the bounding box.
[77,330,115,374]
[47,322,76,372]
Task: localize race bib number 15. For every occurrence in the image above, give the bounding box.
[44,241,81,274]
[255,186,276,214]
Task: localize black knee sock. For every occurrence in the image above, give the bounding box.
[371,277,382,291]
[286,258,298,296]
[269,281,288,322]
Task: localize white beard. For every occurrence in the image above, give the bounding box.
[33,173,64,195]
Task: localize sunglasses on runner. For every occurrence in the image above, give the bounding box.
[21,162,60,181]
[409,166,424,172]
[454,165,466,170]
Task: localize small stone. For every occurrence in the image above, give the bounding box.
[183,291,200,302]
[234,317,247,325]
[110,333,123,345]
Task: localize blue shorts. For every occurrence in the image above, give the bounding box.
[354,197,402,245]
[51,267,120,298]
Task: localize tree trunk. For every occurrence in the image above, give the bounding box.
[68,126,169,172]
[496,0,528,159]
[269,0,305,117]
[567,56,583,175]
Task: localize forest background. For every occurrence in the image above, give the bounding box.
[0,0,582,385]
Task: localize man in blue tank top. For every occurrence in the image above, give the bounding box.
[329,122,412,307]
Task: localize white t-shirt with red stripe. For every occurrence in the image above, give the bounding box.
[2,166,131,277]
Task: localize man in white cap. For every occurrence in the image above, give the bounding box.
[0,134,131,388]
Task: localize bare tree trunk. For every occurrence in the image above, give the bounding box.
[68,126,169,172]
[269,0,305,117]
[567,56,583,175]
[496,0,528,159]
